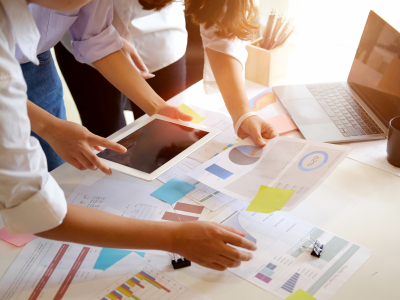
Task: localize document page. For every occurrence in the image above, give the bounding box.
[0,239,207,300]
[347,139,400,176]
[67,176,210,222]
[157,158,235,211]
[211,210,372,300]
[188,137,351,209]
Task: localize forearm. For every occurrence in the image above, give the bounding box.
[206,48,251,123]
[93,50,165,116]
[27,100,59,140]
[36,204,178,252]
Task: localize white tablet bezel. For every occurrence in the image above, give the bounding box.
[96,114,220,181]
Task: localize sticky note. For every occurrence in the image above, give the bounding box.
[266,114,298,135]
[151,178,196,205]
[285,289,317,300]
[178,104,206,124]
[246,185,295,213]
[94,248,133,270]
[0,227,37,247]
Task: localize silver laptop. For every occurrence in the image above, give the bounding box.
[273,11,400,143]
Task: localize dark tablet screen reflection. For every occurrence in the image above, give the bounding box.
[97,119,209,174]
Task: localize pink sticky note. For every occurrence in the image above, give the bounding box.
[0,227,37,247]
[266,114,298,135]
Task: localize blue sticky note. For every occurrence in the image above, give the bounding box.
[134,251,146,258]
[205,164,234,179]
[150,178,195,205]
[94,248,132,270]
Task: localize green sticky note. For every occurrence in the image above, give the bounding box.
[178,104,206,124]
[285,289,317,300]
[246,185,295,213]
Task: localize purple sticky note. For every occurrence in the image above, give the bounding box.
[0,227,37,247]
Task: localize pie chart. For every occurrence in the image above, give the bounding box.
[229,145,263,165]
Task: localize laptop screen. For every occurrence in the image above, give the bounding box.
[348,11,400,127]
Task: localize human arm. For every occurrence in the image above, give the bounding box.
[120,37,154,79]
[36,204,257,271]
[205,48,278,147]
[27,100,127,175]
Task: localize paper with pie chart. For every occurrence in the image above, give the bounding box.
[188,137,351,209]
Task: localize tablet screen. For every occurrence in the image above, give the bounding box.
[97,119,209,174]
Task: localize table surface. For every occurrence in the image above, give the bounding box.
[1,40,399,300]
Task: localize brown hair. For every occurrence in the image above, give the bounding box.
[138,0,259,40]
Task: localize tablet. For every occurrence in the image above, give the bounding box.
[96,114,220,181]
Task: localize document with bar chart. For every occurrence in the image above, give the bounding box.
[157,157,235,211]
[188,137,351,209]
[67,176,210,222]
[223,211,372,300]
[0,238,207,300]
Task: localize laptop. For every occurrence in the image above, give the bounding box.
[273,11,400,143]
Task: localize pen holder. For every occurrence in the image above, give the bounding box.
[245,37,288,87]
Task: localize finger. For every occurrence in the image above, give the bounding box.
[220,245,253,262]
[175,108,193,122]
[214,255,241,269]
[130,48,149,74]
[69,158,88,171]
[93,145,103,152]
[200,262,227,271]
[83,146,112,175]
[217,224,246,237]
[262,123,279,139]
[250,126,266,147]
[224,230,257,251]
[76,153,96,171]
[93,137,127,153]
[143,73,155,79]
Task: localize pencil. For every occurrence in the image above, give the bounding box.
[261,8,277,49]
[267,11,285,49]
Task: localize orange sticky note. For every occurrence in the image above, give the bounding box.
[266,114,298,135]
[0,227,37,247]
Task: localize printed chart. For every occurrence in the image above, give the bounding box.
[93,263,192,300]
[157,158,235,211]
[248,88,276,111]
[218,211,372,300]
[188,137,351,209]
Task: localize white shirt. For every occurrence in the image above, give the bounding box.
[0,0,67,235]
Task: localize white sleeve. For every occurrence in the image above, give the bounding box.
[0,13,67,236]
[200,23,249,94]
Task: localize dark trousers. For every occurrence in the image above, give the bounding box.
[54,42,187,138]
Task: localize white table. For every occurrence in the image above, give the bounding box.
[1,41,400,299]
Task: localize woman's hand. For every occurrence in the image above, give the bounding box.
[46,120,127,175]
[120,37,154,79]
[237,115,279,147]
[154,103,194,122]
[171,221,256,271]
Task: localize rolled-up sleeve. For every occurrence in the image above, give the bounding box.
[0,18,67,235]
[69,0,123,63]
[200,24,249,94]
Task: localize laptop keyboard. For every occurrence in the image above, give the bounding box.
[306,84,384,137]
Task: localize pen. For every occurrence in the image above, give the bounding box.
[261,8,277,49]
[267,11,285,49]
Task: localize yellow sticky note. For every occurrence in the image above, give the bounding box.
[178,104,206,124]
[246,185,295,213]
[285,289,317,300]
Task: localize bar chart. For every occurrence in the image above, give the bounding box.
[93,263,189,300]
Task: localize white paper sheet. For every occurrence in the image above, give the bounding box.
[157,158,235,211]
[0,239,208,300]
[188,137,351,209]
[347,139,400,176]
[67,176,210,222]
[211,210,372,300]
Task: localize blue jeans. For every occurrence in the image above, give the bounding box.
[21,50,66,171]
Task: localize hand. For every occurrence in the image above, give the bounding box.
[237,115,278,147]
[46,120,126,175]
[171,222,256,271]
[120,37,154,79]
[154,103,194,122]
